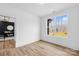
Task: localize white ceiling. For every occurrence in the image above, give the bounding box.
[5,3,79,16]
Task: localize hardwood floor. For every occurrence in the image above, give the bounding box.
[0,40,79,56]
[0,39,15,49]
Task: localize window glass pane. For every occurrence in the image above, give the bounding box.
[47,14,68,38]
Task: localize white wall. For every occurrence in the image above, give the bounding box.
[41,5,79,50]
[0,4,40,47]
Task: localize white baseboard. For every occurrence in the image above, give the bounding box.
[16,39,40,47]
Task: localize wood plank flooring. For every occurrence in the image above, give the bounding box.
[0,40,79,56]
[0,39,15,49]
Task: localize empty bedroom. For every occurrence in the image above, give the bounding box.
[0,3,79,56]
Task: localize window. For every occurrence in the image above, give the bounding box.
[47,14,68,38]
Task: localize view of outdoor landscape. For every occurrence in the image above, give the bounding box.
[48,14,68,38]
